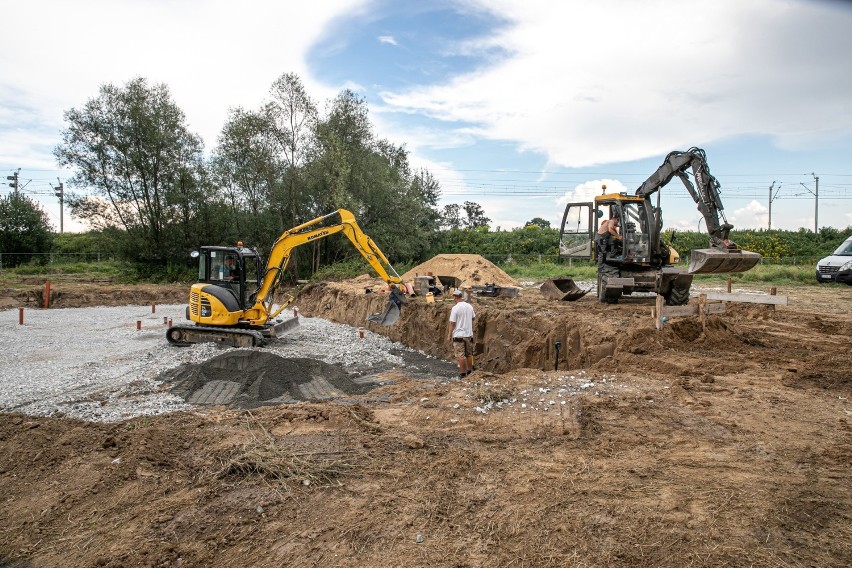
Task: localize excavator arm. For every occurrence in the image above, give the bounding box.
[635,147,760,274]
[635,147,733,249]
[250,209,404,325]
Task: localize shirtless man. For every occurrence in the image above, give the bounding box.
[594,215,620,267]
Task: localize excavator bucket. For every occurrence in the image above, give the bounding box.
[366,288,403,326]
[539,277,591,301]
[688,248,762,275]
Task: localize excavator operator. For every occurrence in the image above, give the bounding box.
[224,255,240,281]
[595,212,621,267]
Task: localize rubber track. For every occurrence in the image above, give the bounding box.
[166,325,266,347]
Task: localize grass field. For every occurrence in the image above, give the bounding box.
[0,257,840,288]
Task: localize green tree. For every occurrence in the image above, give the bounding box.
[441,204,462,229]
[306,89,441,265]
[211,107,283,247]
[54,77,206,261]
[525,217,551,229]
[0,192,53,266]
[463,201,490,229]
[268,72,317,229]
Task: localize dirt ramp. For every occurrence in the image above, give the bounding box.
[163,351,378,409]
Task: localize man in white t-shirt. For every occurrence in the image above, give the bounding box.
[447,289,476,377]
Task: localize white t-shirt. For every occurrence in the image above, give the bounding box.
[449,301,475,338]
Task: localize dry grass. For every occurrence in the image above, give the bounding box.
[213,411,362,489]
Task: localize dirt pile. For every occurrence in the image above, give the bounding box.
[399,253,518,287]
[163,351,381,408]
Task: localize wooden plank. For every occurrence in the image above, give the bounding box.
[655,294,664,330]
[661,305,699,317]
[706,303,726,314]
[659,302,727,319]
[703,291,788,305]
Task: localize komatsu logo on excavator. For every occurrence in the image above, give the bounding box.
[307,230,330,241]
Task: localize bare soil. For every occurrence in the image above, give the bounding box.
[1,266,851,567]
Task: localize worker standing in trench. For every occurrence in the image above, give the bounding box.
[447,289,476,378]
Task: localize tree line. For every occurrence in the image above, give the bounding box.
[2,73,850,274]
[20,74,506,277]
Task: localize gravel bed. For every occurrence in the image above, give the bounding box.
[0,305,445,422]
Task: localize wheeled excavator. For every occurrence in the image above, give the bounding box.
[559,147,761,305]
[166,209,406,347]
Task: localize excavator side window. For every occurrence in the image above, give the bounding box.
[207,250,228,282]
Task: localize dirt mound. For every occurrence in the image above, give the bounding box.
[163,351,380,408]
[400,254,518,287]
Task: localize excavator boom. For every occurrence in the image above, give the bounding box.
[636,147,760,275]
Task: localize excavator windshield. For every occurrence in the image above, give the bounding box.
[618,202,652,263]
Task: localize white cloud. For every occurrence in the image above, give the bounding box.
[380,0,852,167]
[730,200,768,230]
[0,0,367,162]
[556,179,626,208]
[378,35,398,45]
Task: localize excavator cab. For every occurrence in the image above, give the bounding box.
[194,246,262,312]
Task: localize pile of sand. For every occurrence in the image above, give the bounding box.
[400,254,518,287]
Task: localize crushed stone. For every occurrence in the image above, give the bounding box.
[0,304,454,422]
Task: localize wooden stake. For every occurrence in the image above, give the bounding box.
[19,308,24,325]
[44,279,50,309]
[655,294,664,331]
[699,294,707,332]
[727,277,732,293]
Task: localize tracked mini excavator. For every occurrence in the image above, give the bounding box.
[166,209,406,347]
[559,147,761,305]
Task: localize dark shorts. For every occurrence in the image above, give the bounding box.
[452,337,474,359]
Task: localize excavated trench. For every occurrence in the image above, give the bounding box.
[295,281,633,374]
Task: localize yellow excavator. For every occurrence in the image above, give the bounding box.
[166,209,406,347]
[559,147,761,305]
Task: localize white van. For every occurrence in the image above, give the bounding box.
[815,235,852,284]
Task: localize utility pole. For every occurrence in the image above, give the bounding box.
[53,178,65,234]
[812,172,819,233]
[799,173,819,233]
[768,181,781,230]
[6,168,20,195]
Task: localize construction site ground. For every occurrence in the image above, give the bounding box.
[0,262,850,568]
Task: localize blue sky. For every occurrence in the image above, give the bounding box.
[1,0,851,235]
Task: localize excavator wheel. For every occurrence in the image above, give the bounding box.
[664,285,690,306]
[597,265,620,304]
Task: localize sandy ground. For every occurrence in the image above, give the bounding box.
[0,268,850,567]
